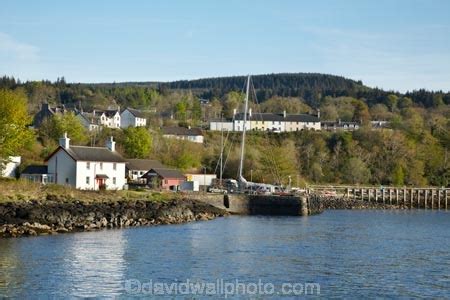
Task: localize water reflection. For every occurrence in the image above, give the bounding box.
[63,230,127,297]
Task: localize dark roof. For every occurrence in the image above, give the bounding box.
[284,114,320,122]
[234,112,319,122]
[162,127,203,136]
[66,146,126,162]
[95,174,109,179]
[142,168,185,179]
[22,165,48,175]
[126,159,165,171]
[124,108,147,118]
[101,110,119,118]
[46,146,126,163]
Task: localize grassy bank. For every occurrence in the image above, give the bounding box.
[0,178,177,204]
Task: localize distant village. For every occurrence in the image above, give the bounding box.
[1,102,390,192]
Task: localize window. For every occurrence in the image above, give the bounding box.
[100,162,103,170]
[65,178,69,184]
[86,162,90,170]
[86,177,90,184]
[113,177,116,185]
[113,163,117,170]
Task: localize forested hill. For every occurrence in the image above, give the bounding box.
[120,72,449,108]
[159,73,367,103]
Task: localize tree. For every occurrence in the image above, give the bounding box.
[0,89,34,161]
[342,157,370,184]
[39,113,88,145]
[122,127,152,158]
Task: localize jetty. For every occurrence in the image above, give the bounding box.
[308,186,450,210]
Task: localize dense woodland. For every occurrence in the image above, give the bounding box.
[0,73,448,187]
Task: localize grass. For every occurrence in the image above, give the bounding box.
[0,178,177,204]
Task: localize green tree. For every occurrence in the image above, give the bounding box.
[0,89,34,161]
[39,112,88,145]
[392,164,405,186]
[122,127,152,158]
[342,157,371,184]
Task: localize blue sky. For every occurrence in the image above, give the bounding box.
[1,0,450,92]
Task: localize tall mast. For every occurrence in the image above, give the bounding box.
[219,113,224,185]
[238,75,251,181]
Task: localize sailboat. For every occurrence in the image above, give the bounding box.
[236,75,282,195]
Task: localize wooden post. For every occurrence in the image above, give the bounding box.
[431,190,434,210]
[347,188,350,198]
[354,188,357,200]
[388,189,391,205]
[417,189,420,208]
[438,189,441,210]
[375,189,378,203]
[368,189,371,202]
[410,189,413,209]
[403,188,407,206]
[382,188,385,205]
[396,189,399,205]
[361,189,364,201]
[425,189,428,209]
[446,190,448,210]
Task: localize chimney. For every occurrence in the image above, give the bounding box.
[106,136,116,152]
[283,110,286,118]
[59,132,70,149]
[248,108,252,118]
[317,109,320,119]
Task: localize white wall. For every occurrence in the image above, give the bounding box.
[1,156,21,177]
[120,109,147,128]
[209,121,233,131]
[76,161,126,190]
[47,150,77,187]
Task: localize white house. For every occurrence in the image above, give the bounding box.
[45,134,127,190]
[99,109,121,128]
[162,127,204,144]
[120,108,147,128]
[76,111,101,131]
[1,156,21,178]
[209,110,320,133]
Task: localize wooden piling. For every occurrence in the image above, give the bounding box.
[389,189,392,205]
[417,189,420,208]
[396,189,399,205]
[354,188,357,200]
[431,190,434,210]
[347,188,350,198]
[382,189,385,205]
[438,189,441,210]
[445,190,448,210]
[410,189,413,209]
[425,189,428,209]
[403,188,407,206]
[375,189,378,203]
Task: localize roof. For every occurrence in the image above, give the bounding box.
[97,110,119,118]
[126,159,165,171]
[77,112,101,123]
[22,165,48,175]
[95,174,109,179]
[162,126,203,136]
[142,168,185,179]
[234,112,319,122]
[124,108,147,118]
[46,146,126,163]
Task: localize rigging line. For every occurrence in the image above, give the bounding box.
[250,77,283,184]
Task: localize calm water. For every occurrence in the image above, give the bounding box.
[1,210,450,298]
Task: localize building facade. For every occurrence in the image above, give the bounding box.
[46,134,126,190]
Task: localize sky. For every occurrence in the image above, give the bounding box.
[1,0,450,92]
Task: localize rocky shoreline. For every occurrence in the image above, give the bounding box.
[0,198,228,238]
[317,195,406,210]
